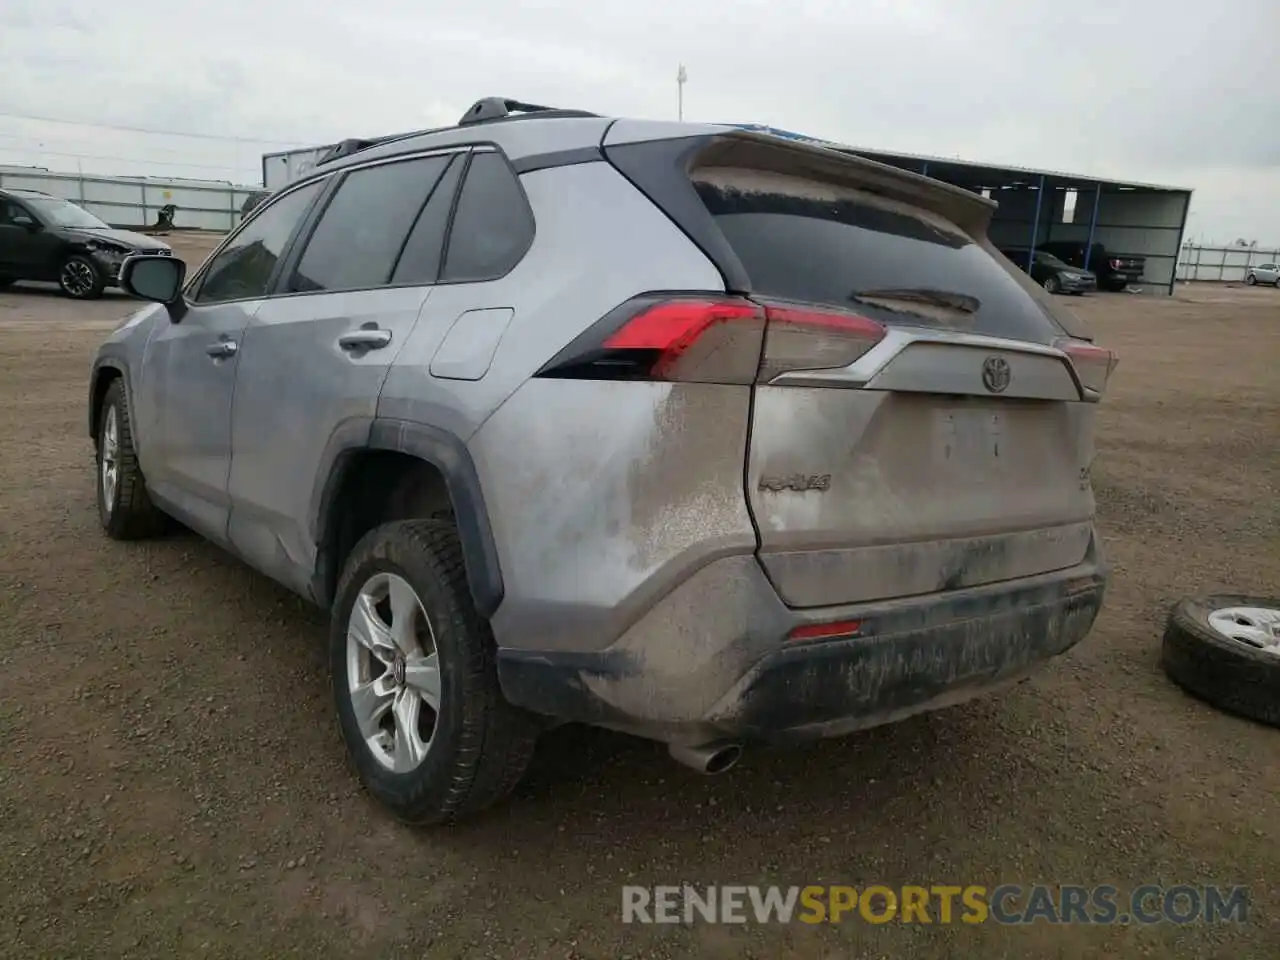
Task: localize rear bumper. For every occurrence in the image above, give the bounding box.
[1101,275,1140,291]
[497,539,1107,745]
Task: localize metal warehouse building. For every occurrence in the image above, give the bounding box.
[263,116,1193,296]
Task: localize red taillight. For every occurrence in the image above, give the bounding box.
[537,295,887,385]
[1056,337,1118,398]
[788,619,863,643]
[600,299,764,382]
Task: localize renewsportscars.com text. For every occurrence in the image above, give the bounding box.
[621,884,1250,926]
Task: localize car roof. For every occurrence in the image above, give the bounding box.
[307,96,736,179]
[1,187,56,198]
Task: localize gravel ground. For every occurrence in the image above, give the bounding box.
[0,274,1278,959]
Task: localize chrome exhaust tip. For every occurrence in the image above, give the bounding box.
[668,740,743,775]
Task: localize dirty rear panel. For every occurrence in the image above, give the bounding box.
[682,137,1099,608]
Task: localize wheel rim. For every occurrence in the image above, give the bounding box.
[346,572,441,772]
[1206,606,1280,656]
[61,259,95,296]
[100,405,119,510]
[1044,277,1058,293]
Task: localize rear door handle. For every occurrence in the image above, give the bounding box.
[205,339,238,359]
[338,328,393,351]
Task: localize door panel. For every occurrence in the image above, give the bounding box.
[0,201,59,277]
[136,177,326,541]
[138,302,261,541]
[226,287,430,593]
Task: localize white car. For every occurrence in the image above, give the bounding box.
[1246,263,1279,286]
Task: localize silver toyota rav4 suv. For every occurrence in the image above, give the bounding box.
[89,98,1114,824]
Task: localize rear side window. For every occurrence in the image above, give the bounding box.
[289,154,452,293]
[391,154,465,285]
[441,152,534,283]
[693,168,1064,342]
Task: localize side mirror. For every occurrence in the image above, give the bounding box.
[12,215,38,232]
[120,254,186,305]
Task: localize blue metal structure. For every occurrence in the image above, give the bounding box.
[1026,175,1047,273]
[1082,184,1103,274]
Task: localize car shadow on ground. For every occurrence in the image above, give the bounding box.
[159,520,1022,846]
[3,282,134,300]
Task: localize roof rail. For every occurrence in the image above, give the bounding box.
[316,137,382,166]
[457,97,598,126]
[310,98,601,171]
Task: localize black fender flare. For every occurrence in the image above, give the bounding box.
[87,356,134,443]
[310,418,504,618]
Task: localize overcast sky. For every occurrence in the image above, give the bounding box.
[2,0,1277,243]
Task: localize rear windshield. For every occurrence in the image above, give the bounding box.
[692,168,1065,343]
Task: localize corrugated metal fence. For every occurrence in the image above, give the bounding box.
[0,164,259,233]
[1176,244,1280,283]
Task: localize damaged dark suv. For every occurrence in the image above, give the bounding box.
[0,188,171,299]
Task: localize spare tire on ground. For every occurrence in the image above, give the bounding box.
[1161,595,1280,728]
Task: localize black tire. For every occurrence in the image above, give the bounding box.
[1043,275,1060,294]
[96,379,167,539]
[1245,274,1257,286]
[1161,595,1280,728]
[59,254,105,300]
[0,277,13,289]
[331,519,538,824]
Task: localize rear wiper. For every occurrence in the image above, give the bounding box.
[849,287,980,315]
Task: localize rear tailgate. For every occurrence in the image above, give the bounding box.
[1111,255,1146,282]
[609,131,1114,608]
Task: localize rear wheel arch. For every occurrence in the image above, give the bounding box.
[313,420,504,617]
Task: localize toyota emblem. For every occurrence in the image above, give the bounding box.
[982,356,1011,393]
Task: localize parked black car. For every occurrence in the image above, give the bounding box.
[1037,241,1145,292]
[0,188,172,299]
[1001,248,1098,295]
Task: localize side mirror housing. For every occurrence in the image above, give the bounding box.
[13,215,38,232]
[120,253,186,302]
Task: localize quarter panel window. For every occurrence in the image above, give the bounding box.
[440,152,534,283]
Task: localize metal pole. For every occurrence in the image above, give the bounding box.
[1083,184,1102,272]
[921,161,929,177]
[1168,194,1191,294]
[1026,174,1046,272]
[676,64,687,122]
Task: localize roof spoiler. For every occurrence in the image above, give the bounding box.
[711,130,998,237]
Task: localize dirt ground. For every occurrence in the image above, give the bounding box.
[0,272,1278,959]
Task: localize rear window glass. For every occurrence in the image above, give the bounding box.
[693,169,1064,342]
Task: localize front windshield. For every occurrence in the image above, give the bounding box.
[24,197,109,230]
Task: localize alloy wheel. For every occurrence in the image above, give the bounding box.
[61,259,96,297]
[100,405,119,511]
[1206,606,1280,656]
[345,572,442,773]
